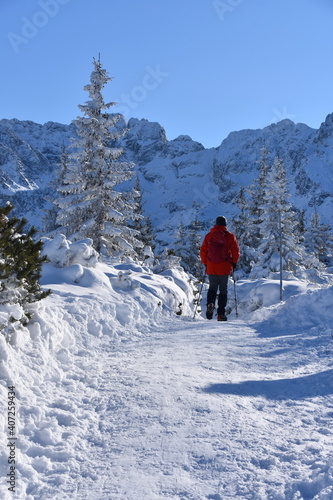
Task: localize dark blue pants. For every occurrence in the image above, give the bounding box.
[207,274,229,315]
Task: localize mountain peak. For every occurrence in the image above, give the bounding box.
[316,112,333,142]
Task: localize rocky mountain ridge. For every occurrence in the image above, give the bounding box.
[0,113,332,245]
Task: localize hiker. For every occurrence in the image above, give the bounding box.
[200,216,240,321]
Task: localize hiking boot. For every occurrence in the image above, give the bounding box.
[217,314,227,321]
[206,303,215,320]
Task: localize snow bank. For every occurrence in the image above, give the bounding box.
[40,235,195,319]
[254,284,333,337]
[234,277,311,312]
[0,254,197,498]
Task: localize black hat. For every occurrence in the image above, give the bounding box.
[216,216,227,226]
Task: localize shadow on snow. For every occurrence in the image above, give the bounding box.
[202,369,333,400]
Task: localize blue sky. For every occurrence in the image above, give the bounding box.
[1,0,333,148]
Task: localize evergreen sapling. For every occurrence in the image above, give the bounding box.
[0,203,51,335]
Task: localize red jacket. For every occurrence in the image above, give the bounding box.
[200,225,240,275]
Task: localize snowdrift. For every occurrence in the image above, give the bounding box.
[0,238,197,498]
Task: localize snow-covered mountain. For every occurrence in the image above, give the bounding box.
[1,114,333,244]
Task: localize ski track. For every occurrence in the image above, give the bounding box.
[15,313,333,500]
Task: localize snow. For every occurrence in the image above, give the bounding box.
[41,235,99,268]
[1,243,333,499]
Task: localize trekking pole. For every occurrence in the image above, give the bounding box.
[193,272,206,319]
[232,271,239,318]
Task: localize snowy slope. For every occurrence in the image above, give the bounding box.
[0,119,74,227]
[1,113,333,246]
[1,254,333,499]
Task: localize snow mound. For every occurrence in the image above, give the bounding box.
[255,285,333,336]
[41,234,98,268]
[235,277,311,312]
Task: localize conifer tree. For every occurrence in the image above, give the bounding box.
[153,247,183,273]
[0,203,50,319]
[232,147,270,275]
[173,221,189,269]
[252,156,301,276]
[247,146,270,250]
[44,144,70,233]
[53,57,138,256]
[295,208,307,244]
[232,186,255,274]
[172,214,204,278]
[127,177,155,260]
[308,205,333,264]
[187,214,204,278]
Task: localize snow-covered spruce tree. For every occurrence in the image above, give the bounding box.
[127,177,155,261]
[295,208,306,245]
[172,212,204,278]
[187,214,204,278]
[173,221,190,271]
[153,247,183,274]
[246,146,270,251]
[54,58,139,256]
[250,156,303,277]
[44,144,70,234]
[307,205,333,265]
[0,203,50,333]
[232,186,256,275]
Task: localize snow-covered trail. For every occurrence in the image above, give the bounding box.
[56,317,333,500]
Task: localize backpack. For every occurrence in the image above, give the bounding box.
[207,230,231,263]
